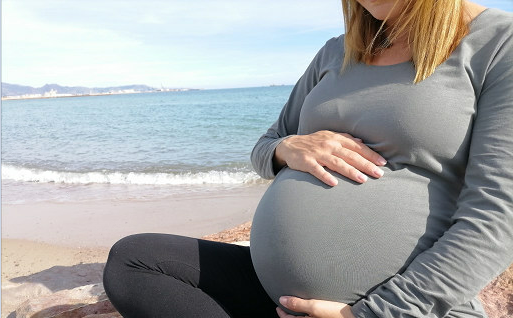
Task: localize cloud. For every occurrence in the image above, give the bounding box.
[2,1,147,85]
[4,0,344,39]
[4,0,512,89]
[2,0,344,88]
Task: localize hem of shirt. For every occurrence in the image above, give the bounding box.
[351,301,379,318]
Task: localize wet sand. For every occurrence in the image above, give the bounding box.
[1,185,268,248]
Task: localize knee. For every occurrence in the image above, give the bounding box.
[107,234,146,262]
[103,234,147,290]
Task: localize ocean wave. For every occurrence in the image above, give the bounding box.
[1,164,263,185]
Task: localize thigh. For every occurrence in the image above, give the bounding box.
[109,233,278,318]
[196,238,279,317]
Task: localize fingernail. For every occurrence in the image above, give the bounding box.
[374,168,384,177]
[279,296,289,306]
[358,173,368,183]
[378,157,387,165]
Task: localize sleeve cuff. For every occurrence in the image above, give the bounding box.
[264,135,295,179]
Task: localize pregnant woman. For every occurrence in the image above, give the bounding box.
[103,0,513,317]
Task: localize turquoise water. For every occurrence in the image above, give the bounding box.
[2,86,292,203]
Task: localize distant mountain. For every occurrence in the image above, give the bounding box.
[2,83,40,96]
[1,83,156,97]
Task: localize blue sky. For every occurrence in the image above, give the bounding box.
[2,0,512,89]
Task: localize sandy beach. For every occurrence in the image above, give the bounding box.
[1,185,267,317]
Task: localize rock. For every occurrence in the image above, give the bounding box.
[202,221,252,243]
[3,263,107,315]
[3,282,54,314]
[14,283,120,318]
[479,265,513,318]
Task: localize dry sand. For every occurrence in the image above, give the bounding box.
[1,239,111,317]
[1,185,268,317]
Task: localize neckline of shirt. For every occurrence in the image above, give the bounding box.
[361,7,494,69]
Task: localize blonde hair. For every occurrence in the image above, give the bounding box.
[341,0,469,83]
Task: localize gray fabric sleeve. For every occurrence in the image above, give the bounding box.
[351,29,513,318]
[250,41,331,179]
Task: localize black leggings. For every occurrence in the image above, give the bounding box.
[103,233,279,318]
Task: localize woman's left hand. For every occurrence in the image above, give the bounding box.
[276,296,356,318]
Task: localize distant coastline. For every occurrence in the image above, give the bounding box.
[1,89,200,101]
[1,83,200,101]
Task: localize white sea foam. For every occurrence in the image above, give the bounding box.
[1,164,263,185]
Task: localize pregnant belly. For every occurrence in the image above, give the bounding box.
[250,167,453,308]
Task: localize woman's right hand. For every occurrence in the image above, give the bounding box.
[274,130,387,186]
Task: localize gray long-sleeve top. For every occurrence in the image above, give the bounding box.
[250,8,513,318]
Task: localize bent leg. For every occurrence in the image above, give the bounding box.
[103,233,278,318]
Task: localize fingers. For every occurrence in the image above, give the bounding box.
[293,146,383,186]
[338,132,363,144]
[277,130,387,187]
[278,296,353,318]
[309,163,339,187]
[320,156,370,184]
[279,297,313,316]
[335,133,387,166]
[331,148,384,180]
[276,307,308,318]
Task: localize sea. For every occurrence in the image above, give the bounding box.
[1,86,293,204]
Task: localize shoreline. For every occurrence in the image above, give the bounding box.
[1,185,268,248]
[1,89,201,101]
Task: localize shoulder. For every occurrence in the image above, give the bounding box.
[322,35,345,57]
[324,35,345,50]
[478,8,513,28]
[473,9,513,65]
[313,35,345,67]
[469,10,513,104]
[459,9,513,81]
[468,8,513,44]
